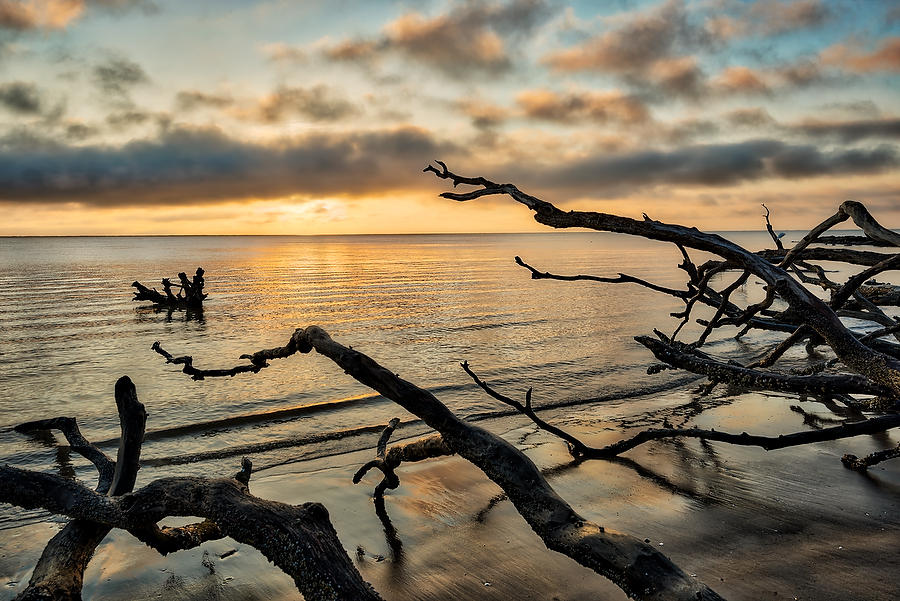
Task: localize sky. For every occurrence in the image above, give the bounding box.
[0,0,898,235]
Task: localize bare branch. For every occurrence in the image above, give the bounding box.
[14,417,115,494]
[762,204,784,250]
[842,443,900,471]
[514,256,691,298]
[637,332,891,397]
[460,361,591,458]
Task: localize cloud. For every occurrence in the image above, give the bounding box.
[93,56,148,96]
[0,124,460,204]
[542,1,720,99]
[322,0,551,77]
[105,109,155,128]
[4,122,895,208]
[0,0,82,30]
[175,90,234,111]
[253,85,359,122]
[516,88,650,125]
[789,117,900,143]
[642,55,706,97]
[455,97,509,129]
[506,139,899,193]
[821,36,900,73]
[746,0,830,36]
[0,0,152,30]
[0,80,42,112]
[725,107,776,128]
[711,66,771,95]
[769,144,897,178]
[544,1,710,75]
[261,42,307,64]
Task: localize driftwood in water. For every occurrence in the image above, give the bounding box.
[11,378,146,601]
[132,267,207,310]
[423,161,900,402]
[1,379,382,601]
[151,330,725,601]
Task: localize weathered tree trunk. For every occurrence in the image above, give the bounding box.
[13,377,146,601]
[3,379,382,601]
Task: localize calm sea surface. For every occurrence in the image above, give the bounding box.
[0,232,786,529]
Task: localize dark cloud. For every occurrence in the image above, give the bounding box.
[323,0,552,77]
[817,100,881,119]
[790,118,900,143]
[5,124,893,207]
[175,90,234,111]
[0,81,42,113]
[660,118,719,143]
[725,107,776,128]
[506,139,898,193]
[770,144,897,178]
[516,88,650,125]
[93,56,148,95]
[105,109,151,128]
[256,85,359,122]
[0,124,459,204]
[65,122,98,140]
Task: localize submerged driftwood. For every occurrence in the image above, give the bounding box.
[132,267,207,310]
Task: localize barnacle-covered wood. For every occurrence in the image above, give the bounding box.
[841,443,900,471]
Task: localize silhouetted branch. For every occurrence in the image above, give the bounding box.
[132,267,207,310]
[762,204,784,250]
[514,256,692,298]
[157,327,725,601]
[424,162,900,398]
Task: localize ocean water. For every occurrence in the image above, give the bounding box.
[0,231,810,528]
[2,231,900,601]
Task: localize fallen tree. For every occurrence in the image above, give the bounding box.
[132,267,207,310]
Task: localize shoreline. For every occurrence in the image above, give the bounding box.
[2,386,898,600]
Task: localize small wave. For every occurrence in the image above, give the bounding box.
[139,373,700,468]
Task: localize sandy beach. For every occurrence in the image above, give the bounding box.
[3,383,897,601]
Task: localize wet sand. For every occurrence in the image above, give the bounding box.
[2,385,899,600]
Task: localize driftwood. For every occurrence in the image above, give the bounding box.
[423,161,900,402]
[6,166,898,601]
[150,331,725,600]
[11,377,146,601]
[2,378,382,601]
[132,267,207,310]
